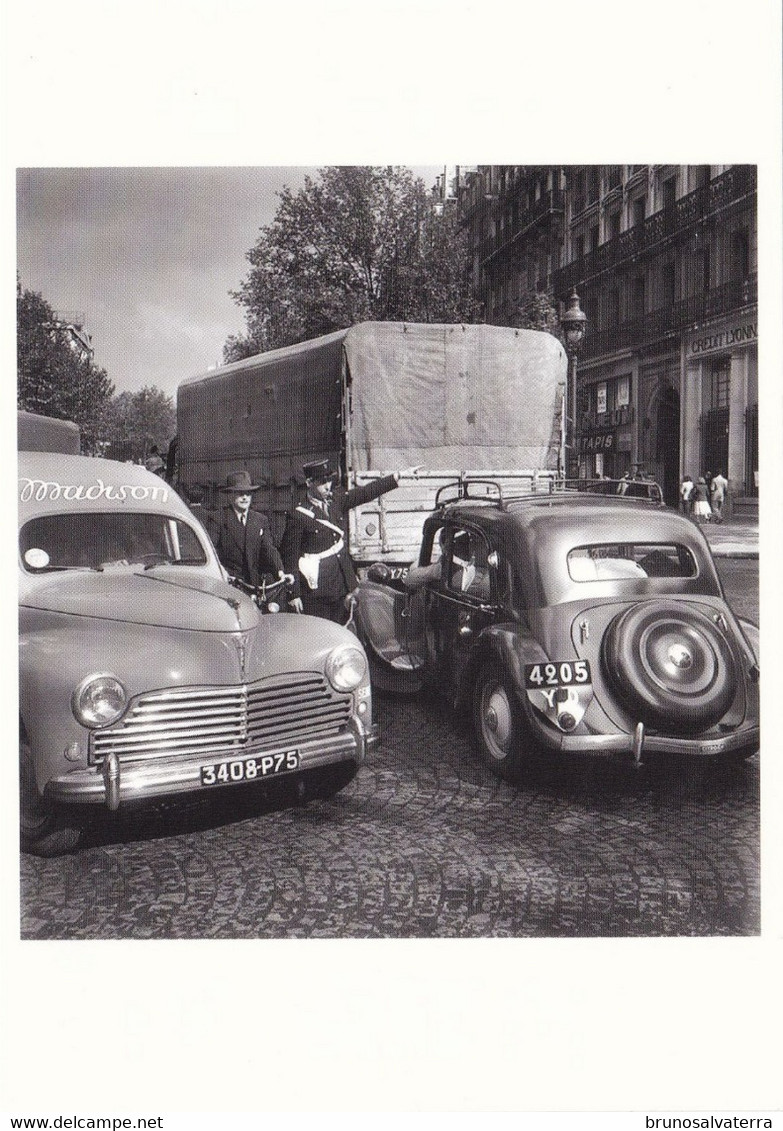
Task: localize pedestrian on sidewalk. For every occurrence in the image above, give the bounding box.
[680,474,694,516]
[710,470,728,523]
[692,476,712,523]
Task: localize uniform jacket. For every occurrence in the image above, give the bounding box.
[281,475,398,601]
[211,504,284,587]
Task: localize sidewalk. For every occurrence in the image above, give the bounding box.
[698,513,759,559]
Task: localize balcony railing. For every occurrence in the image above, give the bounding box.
[554,165,756,294]
[580,275,757,359]
[479,187,564,267]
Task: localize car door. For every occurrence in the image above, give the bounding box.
[426,525,498,698]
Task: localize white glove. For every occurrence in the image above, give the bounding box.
[395,465,424,481]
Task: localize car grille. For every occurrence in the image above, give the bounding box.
[90,673,352,764]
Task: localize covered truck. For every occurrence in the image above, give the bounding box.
[176,321,568,568]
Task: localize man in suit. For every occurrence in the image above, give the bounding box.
[281,459,421,622]
[212,470,289,589]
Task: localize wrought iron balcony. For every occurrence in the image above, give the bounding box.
[580,274,757,360]
[479,187,564,268]
[554,166,756,295]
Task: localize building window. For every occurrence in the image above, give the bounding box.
[632,276,646,319]
[573,233,585,261]
[608,288,620,329]
[590,225,599,253]
[608,165,622,189]
[708,357,730,409]
[571,170,585,215]
[662,176,676,211]
[663,260,676,306]
[608,210,622,240]
[632,196,646,227]
[588,168,600,203]
[732,229,750,280]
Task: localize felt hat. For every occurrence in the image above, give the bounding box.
[220,470,260,493]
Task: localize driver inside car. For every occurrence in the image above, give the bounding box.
[405,529,488,595]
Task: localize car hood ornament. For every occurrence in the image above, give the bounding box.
[233,631,251,682]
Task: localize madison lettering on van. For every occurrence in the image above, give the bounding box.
[19,478,170,504]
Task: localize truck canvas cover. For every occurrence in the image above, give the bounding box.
[178,321,567,561]
[343,322,565,471]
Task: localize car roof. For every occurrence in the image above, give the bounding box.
[18,452,190,521]
[437,493,705,547]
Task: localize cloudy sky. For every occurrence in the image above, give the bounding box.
[16,165,442,401]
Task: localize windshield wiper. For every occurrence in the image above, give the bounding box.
[28,565,101,573]
[142,556,205,569]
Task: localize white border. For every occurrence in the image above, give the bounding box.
[3,0,782,1117]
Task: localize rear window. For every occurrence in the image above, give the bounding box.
[20,512,208,572]
[567,542,697,581]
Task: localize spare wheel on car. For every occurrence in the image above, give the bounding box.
[601,600,737,733]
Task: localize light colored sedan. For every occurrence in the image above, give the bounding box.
[19,452,376,855]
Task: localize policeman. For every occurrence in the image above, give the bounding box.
[281,459,421,622]
[212,470,289,590]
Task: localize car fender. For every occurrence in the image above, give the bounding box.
[737,618,759,663]
[463,623,550,713]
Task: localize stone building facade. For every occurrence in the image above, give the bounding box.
[456,165,758,511]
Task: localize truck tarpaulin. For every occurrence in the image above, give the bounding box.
[343,322,565,471]
[177,321,567,562]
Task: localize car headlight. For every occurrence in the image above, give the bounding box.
[72,673,128,728]
[325,645,367,692]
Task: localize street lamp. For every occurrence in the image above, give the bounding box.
[561,289,587,479]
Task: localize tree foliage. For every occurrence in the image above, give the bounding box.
[17,279,115,452]
[225,166,482,359]
[99,386,176,464]
[516,289,561,335]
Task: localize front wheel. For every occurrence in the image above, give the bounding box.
[473,662,532,780]
[20,737,82,857]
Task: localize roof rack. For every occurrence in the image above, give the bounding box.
[435,479,506,509]
[503,477,664,506]
[435,475,664,511]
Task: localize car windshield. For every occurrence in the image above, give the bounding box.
[19,512,208,572]
[567,542,697,581]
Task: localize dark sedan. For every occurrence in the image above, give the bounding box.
[352,480,759,779]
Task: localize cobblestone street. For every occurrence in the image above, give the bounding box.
[20,561,759,940]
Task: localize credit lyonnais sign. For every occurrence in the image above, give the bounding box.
[688,321,757,357]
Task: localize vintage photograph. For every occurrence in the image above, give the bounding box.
[17,164,760,940]
[5,0,782,1123]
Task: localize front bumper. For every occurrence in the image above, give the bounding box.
[539,721,759,758]
[45,718,379,809]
